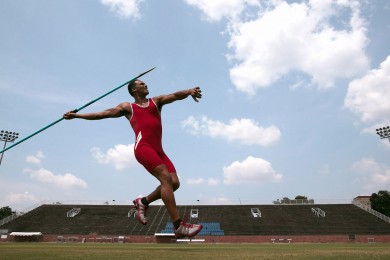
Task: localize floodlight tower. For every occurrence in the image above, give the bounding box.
[0,130,19,165]
[376,126,390,143]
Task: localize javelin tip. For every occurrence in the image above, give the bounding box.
[137,67,156,78]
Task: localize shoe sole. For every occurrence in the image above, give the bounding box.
[133,199,147,225]
[175,224,203,238]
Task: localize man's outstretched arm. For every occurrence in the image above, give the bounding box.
[155,87,202,106]
[63,102,130,120]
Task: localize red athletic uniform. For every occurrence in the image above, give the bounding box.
[129,98,176,174]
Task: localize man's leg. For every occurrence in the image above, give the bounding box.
[133,167,179,225]
[132,160,202,237]
[149,164,180,221]
[133,146,180,225]
[145,171,180,204]
[148,164,202,238]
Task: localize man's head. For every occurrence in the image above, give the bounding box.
[128,80,138,96]
[128,79,149,97]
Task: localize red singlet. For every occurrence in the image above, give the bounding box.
[129,98,176,174]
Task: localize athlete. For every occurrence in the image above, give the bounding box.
[63,79,203,238]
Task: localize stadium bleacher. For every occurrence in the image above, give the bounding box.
[160,222,224,236]
[1,204,390,237]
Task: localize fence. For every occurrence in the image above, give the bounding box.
[352,200,390,224]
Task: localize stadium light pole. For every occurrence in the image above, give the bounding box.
[0,130,19,165]
[376,126,390,143]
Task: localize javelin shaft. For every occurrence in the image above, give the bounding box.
[0,67,156,154]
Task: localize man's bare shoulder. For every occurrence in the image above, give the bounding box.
[152,94,168,106]
[115,102,132,115]
[117,102,132,108]
[119,101,132,105]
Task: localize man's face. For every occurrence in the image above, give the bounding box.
[134,80,149,95]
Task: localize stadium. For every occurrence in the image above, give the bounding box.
[1,197,390,244]
[1,2,390,259]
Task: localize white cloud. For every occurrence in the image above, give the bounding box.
[207,178,220,186]
[230,0,368,94]
[209,196,238,205]
[182,115,280,147]
[223,156,282,184]
[344,55,390,123]
[352,158,390,193]
[5,191,38,205]
[186,0,369,95]
[23,168,87,190]
[26,151,45,165]
[187,177,220,186]
[100,0,143,20]
[185,0,259,22]
[91,144,137,170]
[187,177,205,185]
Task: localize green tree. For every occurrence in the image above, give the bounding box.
[370,190,390,217]
[0,206,15,219]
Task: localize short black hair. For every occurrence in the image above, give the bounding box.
[127,80,138,96]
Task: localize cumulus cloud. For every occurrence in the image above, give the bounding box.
[352,158,390,193]
[185,0,259,22]
[182,115,280,147]
[344,55,390,123]
[209,196,238,205]
[26,151,45,165]
[91,144,137,170]
[5,191,38,205]
[187,177,220,186]
[223,156,282,184]
[100,0,143,20]
[23,168,87,190]
[187,0,369,95]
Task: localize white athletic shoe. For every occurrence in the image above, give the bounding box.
[133,198,148,225]
[174,221,203,238]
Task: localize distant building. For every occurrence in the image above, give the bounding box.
[353,196,371,208]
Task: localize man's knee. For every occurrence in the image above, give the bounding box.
[153,165,170,180]
[172,179,180,191]
[152,165,180,190]
[159,171,173,185]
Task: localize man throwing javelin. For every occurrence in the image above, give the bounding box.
[63,79,203,238]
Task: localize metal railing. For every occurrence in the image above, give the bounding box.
[273,199,315,205]
[352,200,390,224]
[0,201,46,226]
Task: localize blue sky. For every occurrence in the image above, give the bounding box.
[1,0,390,211]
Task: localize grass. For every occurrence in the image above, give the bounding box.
[1,243,390,259]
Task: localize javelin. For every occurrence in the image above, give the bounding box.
[0,67,156,154]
